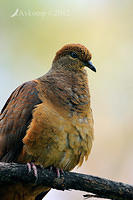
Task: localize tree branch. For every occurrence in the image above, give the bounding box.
[0,162,133,200]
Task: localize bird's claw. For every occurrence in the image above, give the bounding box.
[49,166,64,178]
[27,162,38,180]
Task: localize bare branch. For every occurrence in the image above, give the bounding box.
[0,162,133,200]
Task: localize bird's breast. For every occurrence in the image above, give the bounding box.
[21,99,93,171]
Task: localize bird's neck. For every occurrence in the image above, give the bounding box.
[38,68,90,114]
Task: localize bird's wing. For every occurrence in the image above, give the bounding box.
[0,80,42,162]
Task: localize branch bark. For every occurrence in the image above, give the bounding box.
[0,162,133,200]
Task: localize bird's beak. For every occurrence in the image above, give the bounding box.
[84,60,96,72]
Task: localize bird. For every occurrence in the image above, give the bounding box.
[0,43,96,200]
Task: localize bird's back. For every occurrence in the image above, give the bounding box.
[0,80,41,162]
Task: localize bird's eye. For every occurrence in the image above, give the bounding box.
[70,52,78,58]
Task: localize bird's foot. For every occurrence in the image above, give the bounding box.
[27,162,38,180]
[49,166,64,178]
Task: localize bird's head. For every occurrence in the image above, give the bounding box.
[52,44,96,72]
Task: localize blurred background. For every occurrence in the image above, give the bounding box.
[0,0,133,199]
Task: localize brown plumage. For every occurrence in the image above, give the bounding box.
[0,44,96,200]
